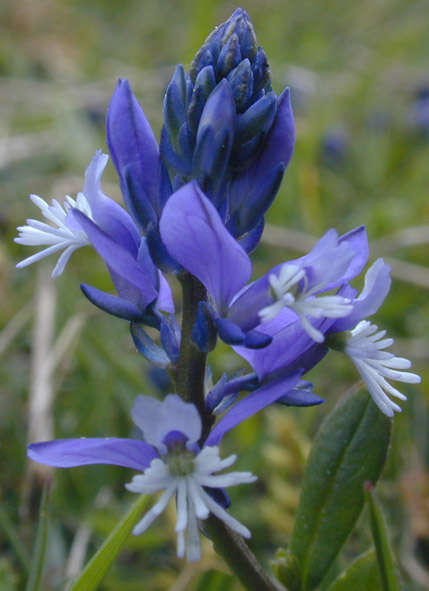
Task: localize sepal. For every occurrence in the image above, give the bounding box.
[160,314,181,364]
[130,322,170,367]
[81,283,145,322]
[192,301,218,352]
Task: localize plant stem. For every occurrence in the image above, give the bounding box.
[205,516,287,591]
[175,272,286,591]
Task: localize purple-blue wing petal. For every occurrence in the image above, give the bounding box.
[205,372,301,446]
[106,79,162,226]
[27,438,157,471]
[159,181,252,312]
[72,210,158,304]
[332,259,391,332]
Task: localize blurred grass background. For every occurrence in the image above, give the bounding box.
[1,0,428,589]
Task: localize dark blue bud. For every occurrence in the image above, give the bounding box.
[193,80,236,183]
[236,91,277,143]
[160,314,181,363]
[217,33,242,79]
[227,59,254,113]
[163,65,187,149]
[192,301,217,352]
[159,126,192,176]
[189,48,214,84]
[252,47,271,95]
[188,65,217,136]
[130,322,170,367]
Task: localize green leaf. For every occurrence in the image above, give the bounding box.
[365,484,401,591]
[289,390,391,590]
[69,495,150,591]
[327,550,382,591]
[25,482,51,591]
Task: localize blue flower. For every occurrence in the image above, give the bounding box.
[28,394,256,562]
[159,181,369,348]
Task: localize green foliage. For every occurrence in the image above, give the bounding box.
[365,484,401,591]
[69,495,150,591]
[25,483,51,591]
[289,390,391,590]
[327,550,382,591]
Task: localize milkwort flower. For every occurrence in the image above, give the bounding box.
[27,394,256,561]
[159,181,368,348]
[229,259,421,417]
[15,151,174,326]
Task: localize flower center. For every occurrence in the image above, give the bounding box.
[167,448,196,477]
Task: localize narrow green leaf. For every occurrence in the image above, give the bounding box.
[70,495,149,591]
[365,484,401,591]
[327,550,382,591]
[289,390,391,590]
[0,502,30,572]
[25,481,51,591]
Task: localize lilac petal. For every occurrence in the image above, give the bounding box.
[235,311,332,380]
[81,283,145,321]
[71,211,157,304]
[332,259,392,332]
[106,79,162,226]
[27,438,157,471]
[205,372,301,446]
[83,151,140,254]
[338,226,369,282]
[132,394,202,451]
[159,182,251,312]
[156,272,175,313]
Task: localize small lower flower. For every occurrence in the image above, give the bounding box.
[342,320,421,417]
[126,444,255,560]
[27,394,256,561]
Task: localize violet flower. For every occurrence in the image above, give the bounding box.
[28,394,256,562]
[159,181,368,348]
[15,151,173,324]
[232,259,421,417]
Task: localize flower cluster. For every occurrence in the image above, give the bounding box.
[18,8,420,560]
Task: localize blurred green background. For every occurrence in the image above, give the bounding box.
[1,0,428,589]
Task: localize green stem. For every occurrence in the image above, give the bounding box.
[175,273,212,436]
[175,273,286,591]
[205,516,287,591]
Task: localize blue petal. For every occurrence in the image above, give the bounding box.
[28,438,157,471]
[106,79,162,228]
[159,182,251,313]
[276,380,324,406]
[130,323,170,367]
[205,372,301,446]
[72,211,158,305]
[81,283,145,321]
